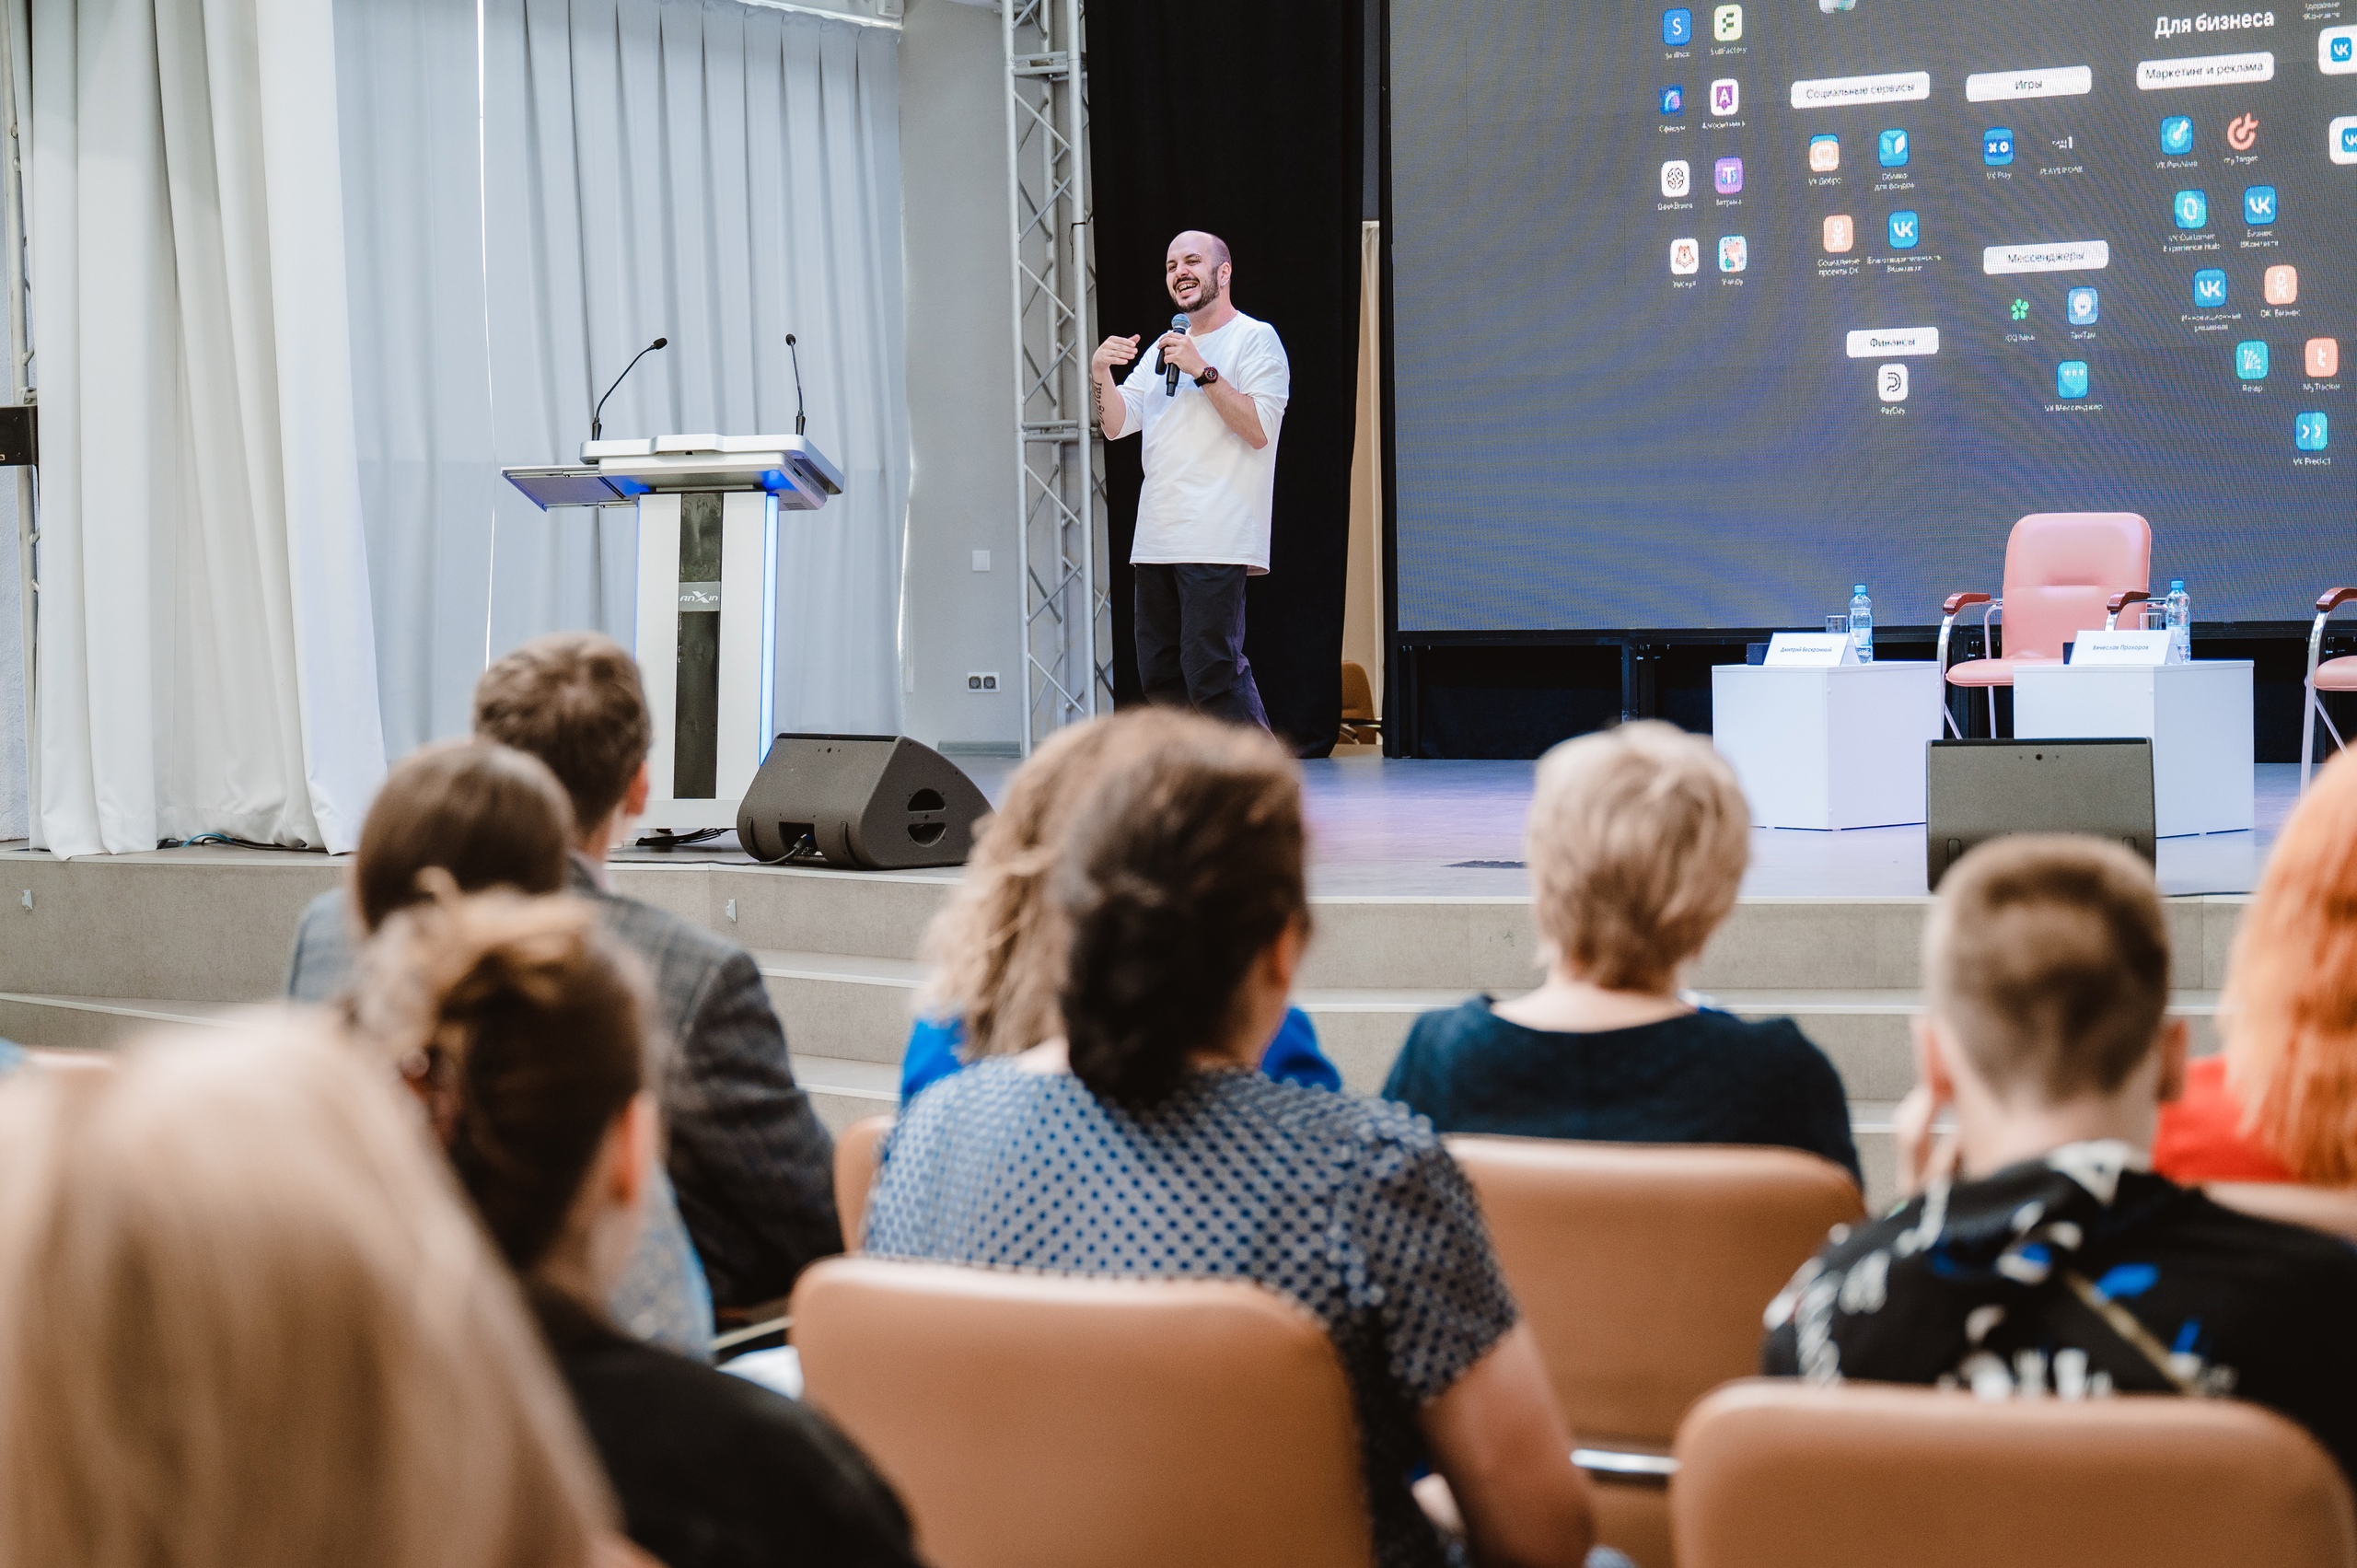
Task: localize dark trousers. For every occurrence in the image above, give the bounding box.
[1132,563,1269,729]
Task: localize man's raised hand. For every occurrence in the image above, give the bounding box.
[1092,334,1143,376]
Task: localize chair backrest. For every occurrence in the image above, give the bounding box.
[1673,1380,2357,1568]
[833,1113,894,1252]
[1446,1136,1862,1446]
[791,1257,1374,1568]
[2001,511,2151,660]
[1341,660,1376,720]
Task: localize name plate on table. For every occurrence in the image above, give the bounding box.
[1763,632,1860,667]
[2070,631,2170,666]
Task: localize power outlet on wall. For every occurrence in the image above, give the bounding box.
[966,672,1000,692]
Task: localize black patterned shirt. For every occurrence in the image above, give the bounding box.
[865,1060,1520,1568]
[1761,1140,2357,1485]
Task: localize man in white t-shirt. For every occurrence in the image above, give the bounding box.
[1091,230,1290,729]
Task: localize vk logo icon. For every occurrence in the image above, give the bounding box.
[2334,32,2355,64]
[1664,7,1692,44]
[2194,269,2227,308]
[1878,128,1910,167]
[2244,185,2277,225]
[2161,116,2193,156]
[1984,127,2014,166]
[2237,340,2269,380]
[2057,361,2090,400]
[2068,287,2099,326]
[2175,190,2208,228]
[2297,412,2330,452]
[1887,210,1919,249]
[1661,85,1684,114]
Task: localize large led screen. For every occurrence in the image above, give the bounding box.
[1389,0,2357,631]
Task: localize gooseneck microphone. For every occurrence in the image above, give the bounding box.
[1156,312,1190,396]
[785,332,808,436]
[590,336,668,442]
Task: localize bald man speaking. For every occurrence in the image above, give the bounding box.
[1092,230,1290,730]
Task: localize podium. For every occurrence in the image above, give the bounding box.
[504,433,845,833]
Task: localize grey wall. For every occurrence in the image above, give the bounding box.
[897,0,1022,753]
[1,480,24,842]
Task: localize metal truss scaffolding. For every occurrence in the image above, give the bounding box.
[1004,0,1107,753]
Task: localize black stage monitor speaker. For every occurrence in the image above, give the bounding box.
[737,733,990,870]
[1926,738,2155,891]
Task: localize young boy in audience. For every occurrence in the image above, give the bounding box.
[1763,835,2357,1482]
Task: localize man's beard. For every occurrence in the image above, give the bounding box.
[1169,271,1221,313]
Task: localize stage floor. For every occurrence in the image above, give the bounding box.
[623,755,2297,901]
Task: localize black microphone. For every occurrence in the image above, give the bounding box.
[591,336,668,442]
[784,332,807,436]
[1155,312,1189,396]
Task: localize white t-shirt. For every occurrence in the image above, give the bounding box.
[1114,311,1290,574]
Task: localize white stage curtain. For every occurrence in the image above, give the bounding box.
[333,0,503,754]
[29,0,386,854]
[341,0,911,752]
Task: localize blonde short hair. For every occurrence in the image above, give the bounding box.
[1526,721,1750,992]
[1924,835,2171,1101]
[0,1018,611,1568]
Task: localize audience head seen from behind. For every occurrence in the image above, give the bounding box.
[1055,710,1308,1109]
[473,632,653,857]
[1911,833,2182,1186]
[343,889,920,1568]
[1526,719,1750,996]
[352,739,575,932]
[347,889,652,1286]
[2209,748,2357,1184]
[1382,721,1858,1180]
[0,1022,610,1568]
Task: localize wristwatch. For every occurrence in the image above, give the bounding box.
[1193,366,1220,389]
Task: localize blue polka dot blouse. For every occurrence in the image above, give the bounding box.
[865,1058,1521,1568]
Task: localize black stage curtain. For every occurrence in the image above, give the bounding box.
[1085,0,1363,756]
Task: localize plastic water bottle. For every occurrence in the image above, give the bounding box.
[2165,579,2191,663]
[1849,585,1874,662]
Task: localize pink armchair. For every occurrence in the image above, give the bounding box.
[2302,587,2357,789]
[1937,512,2153,737]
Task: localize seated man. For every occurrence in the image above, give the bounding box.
[1763,835,2357,1483]
[290,633,840,1309]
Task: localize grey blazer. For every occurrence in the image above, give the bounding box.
[287,859,843,1309]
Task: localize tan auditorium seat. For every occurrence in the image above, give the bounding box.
[832,1112,893,1250]
[790,1257,1372,1568]
[1674,1379,2357,1568]
[1446,1136,1863,1568]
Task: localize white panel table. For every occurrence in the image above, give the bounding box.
[1712,662,1945,829]
[2013,661,2253,837]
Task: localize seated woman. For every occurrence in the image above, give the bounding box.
[868,710,1596,1568]
[296,739,711,1355]
[345,887,922,1568]
[0,1020,621,1568]
[1382,722,1858,1182]
[2155,747,2357,1191]
[901,714,1338,1104]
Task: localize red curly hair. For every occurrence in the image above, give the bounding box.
[2223,748,2357,1183]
